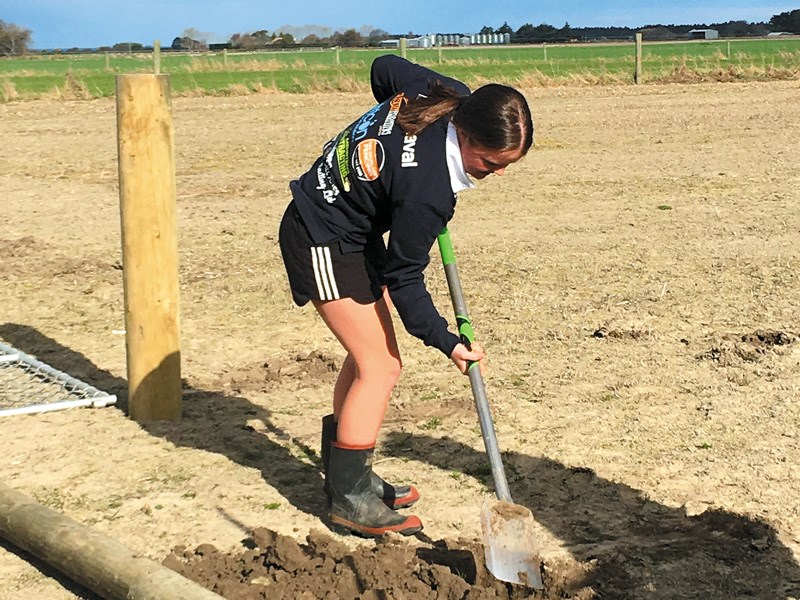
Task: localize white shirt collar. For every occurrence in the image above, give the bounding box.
[446,121,476,194]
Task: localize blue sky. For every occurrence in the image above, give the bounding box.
[3,0,796,49]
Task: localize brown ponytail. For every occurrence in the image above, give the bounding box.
[396,79,464,136]
[397,79,534,156]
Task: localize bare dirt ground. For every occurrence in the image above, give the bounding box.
[1,79,800,599]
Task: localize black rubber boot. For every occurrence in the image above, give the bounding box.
[321,414,420,509]
[327,442,423,537]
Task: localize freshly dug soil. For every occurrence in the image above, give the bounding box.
[164,527,592,599]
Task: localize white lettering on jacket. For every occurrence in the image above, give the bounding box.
[401,135,418,168]
[316,164,339,204]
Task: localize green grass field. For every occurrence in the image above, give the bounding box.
[1,38,798,100]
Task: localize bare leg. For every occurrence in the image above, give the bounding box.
[332,354,355,419]
[332,288,392,419]
[313,293,401,447]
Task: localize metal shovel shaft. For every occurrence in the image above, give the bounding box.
[437,228,511,503]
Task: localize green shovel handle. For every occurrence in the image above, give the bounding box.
[438,228,477,356]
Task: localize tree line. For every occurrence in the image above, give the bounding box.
[479,11,800,43]
[1,9,799,56]
[206,11,800,51]
[182,10,800,51]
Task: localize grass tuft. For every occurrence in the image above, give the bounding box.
[0,79,19,102]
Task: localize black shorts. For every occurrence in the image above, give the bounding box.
[279,201,387,306]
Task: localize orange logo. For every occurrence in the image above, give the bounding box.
[353,139,384,181]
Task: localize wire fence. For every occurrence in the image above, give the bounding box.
[2,37,799,100]
[0,341,116,417]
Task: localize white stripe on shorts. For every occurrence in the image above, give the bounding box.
[322,247,340,299]
[311,246,340,301]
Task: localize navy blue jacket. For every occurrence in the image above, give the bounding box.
[290,55,470,356]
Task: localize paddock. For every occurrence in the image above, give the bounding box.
[1,79,799,598]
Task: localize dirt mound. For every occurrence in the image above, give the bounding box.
[591,327,652,341]
[0,235,114,280]
[698,329,794,366]
[220,351,340,393]
[163,528,594,600]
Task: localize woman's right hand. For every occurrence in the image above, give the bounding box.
[450,342,486,375]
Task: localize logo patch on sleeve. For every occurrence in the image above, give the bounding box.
[352,139,385,182]
[379,93,406,136]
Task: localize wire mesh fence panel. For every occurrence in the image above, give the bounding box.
[0,341,116,417]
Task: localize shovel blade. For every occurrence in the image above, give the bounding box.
[480,498,542,588]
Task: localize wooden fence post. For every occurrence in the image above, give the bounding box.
[0,482,224,600]
[400,37,407,59]
[634,33,643,84]
[153,40,161,75]
[116,74,182,422]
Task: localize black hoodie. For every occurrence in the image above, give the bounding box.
[290,55,471,357]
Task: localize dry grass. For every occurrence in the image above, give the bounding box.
[331,74,368,93]
[0,79,19,102]
[466,59,793,88]
[514,71,555,87]
[655,63,800,83]
[504,69,635,88]
[40,71,92,101]
[174,80,283,98]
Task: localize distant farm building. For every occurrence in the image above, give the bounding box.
[435,33,511,46]
[380,33,511,48]
[688,29,719,40]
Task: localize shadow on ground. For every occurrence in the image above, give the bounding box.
[381,429,800,599]
[0,323,325,518]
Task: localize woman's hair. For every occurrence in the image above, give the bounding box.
[396,80,533,155]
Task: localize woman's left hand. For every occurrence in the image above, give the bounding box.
[450,341,486,375]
